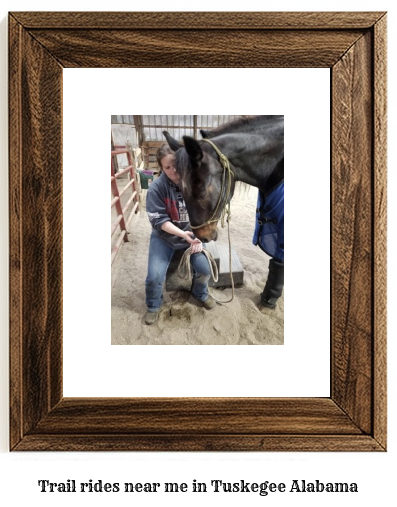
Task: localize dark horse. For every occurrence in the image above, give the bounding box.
[163,115,284,308]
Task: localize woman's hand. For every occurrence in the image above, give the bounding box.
[161,223,202,247]
[190,241,203,254]
[183,231,201,245]
[182,231,203,253]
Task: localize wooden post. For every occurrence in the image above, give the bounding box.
[111,131,119,173]
[111,155,128,242]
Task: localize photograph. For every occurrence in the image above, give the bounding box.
[4,2,389,461]
[111,115,284,344]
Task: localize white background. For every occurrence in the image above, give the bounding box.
[0,1,395,506]
[63,68,330,397]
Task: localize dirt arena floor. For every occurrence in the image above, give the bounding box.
[111,182,284,345]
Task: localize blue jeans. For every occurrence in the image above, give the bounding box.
[145,232,211,312]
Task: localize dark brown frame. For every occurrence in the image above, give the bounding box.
[9,11,387,451]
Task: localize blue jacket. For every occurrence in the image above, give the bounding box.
[252,181,284,261]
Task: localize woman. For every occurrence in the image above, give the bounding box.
[144,144,215,325]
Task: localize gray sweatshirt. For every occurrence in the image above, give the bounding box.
[146,172,191,250]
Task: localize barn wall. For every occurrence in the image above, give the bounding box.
[111,116,138,169]
[111,115,244,169]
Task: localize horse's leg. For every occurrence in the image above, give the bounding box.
[261,257,284,308]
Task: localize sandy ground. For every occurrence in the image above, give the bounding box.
[111,182,284,345]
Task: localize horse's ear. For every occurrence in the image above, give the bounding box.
[163,131,182,152]
[200,129,214,139]
[183,136,203,166]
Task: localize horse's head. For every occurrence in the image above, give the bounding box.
[163,131,235,243]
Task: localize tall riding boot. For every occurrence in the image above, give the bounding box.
[261,258,284,308]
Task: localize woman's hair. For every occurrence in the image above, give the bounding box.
[156,144,174,172]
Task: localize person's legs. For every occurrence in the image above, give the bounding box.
[261,257,284,308]
[145,233,175,315]
[190,252,214,307]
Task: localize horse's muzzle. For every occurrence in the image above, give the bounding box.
[194,224,218,243]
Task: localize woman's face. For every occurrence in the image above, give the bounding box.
[161,153,180,185]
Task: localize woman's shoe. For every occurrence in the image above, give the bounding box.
[144,310,159,325]
[202,296,216,310]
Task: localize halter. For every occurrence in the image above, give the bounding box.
[189,139,235,230]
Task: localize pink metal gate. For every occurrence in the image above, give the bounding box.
[111,148,140,265]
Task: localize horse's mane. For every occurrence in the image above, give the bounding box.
[175,148,192,195]
[175,142,216,197]
[206,115,283,137]
[175,148,189,178]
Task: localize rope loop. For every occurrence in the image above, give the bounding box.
[177,247,219,283]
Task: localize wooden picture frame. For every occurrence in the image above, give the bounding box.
[9,11,387,451]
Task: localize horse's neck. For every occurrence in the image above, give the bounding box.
[232,163,266,192]
[214,134,282,193]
